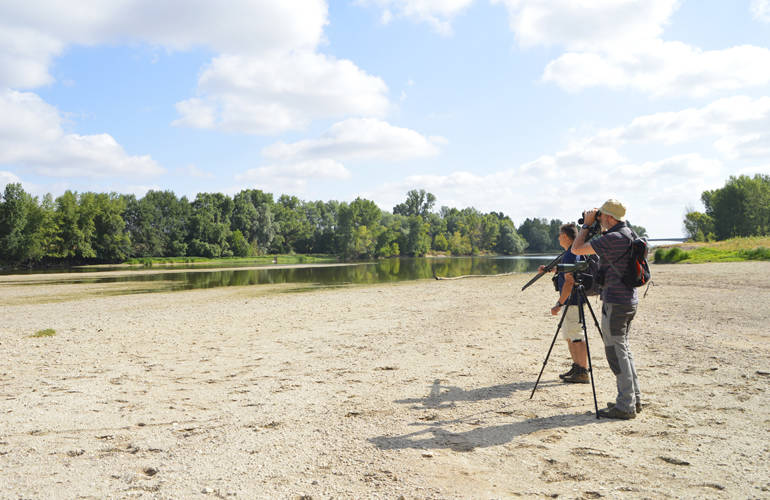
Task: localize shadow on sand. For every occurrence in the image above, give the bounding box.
[369,411,604,452]
[395,378,562,410]
[374,378,606,452]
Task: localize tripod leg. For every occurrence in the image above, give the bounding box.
[582,293,604,341]
[530,300,571,400]
[577,287,600,419]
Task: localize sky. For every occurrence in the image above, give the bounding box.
[1,1,770,238]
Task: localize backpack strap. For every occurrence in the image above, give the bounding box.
[603,222,634,280]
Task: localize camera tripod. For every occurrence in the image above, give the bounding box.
[529,279,605,419]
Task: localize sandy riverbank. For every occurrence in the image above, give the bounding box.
[0,262,768,498]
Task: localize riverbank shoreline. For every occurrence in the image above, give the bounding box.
[1,262,768,498]
[0,262,359,283]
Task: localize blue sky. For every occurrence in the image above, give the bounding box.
[1,1,770,238]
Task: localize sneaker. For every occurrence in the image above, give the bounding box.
[559,363,578,380]
[562,366,589,384]
[607,401,643,413]
[598,406,636,419]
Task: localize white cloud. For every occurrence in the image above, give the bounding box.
[544,41,770,98]
[0,170,21,189]
[365,152,721,237]
[751,0,770,22]
[172,99,215,129]
[241,118,442,195]
[1,1,388,135]
[492,0,678,51]
[493,0,770,97]
[0,1,327,88]
[175,53,389,134]
[235,159,350,194]
[736,164,770,176]
[177,164,214,179]
[603,96,770,160]
[357,0,476,35]
[364,95,770,236]
[263,118,443,162]
[0,89,163,178]
[237,159,350,183]
[0,26,63,88]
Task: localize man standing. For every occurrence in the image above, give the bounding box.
[572,199,642,420]
[540,223,588,384]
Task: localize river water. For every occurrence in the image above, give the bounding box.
[12,255,556,294]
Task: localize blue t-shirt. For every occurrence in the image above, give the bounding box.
[558,249,583,305]
[590,222,639,305]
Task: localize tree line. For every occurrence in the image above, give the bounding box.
[683,174,770,241]
[0,184,643,267]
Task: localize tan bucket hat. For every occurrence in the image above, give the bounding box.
[600,199,626,221]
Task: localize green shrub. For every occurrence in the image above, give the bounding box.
[31,328,56,338]
[738,246,770,261]
[654,247,690,263]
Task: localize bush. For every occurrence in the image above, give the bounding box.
[738,246,770,260]
[654,247,690,263]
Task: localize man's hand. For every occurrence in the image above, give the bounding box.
[538,265,555,274]
[550,305,561,316]
[582,208,599,225]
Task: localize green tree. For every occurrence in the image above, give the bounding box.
[122,194,161,257]
[54,191,95,259]
[338,197,383,259]
[458,207,483,253]
[272,195,313,253]
[441,206,462,235]
[448,231,472,255]
[433,232,449,252]
[311,200,340,254]
[518,218,551,253]
[91,193,131,261]
[548,219,563,251]
[188,192,234,257]
[0,184,49,264]
[683,210,714,241]
[480,213,501,251]
[495,220,528,255]
[377,213,403,257]
[232,189,276,253]
[124,190,190,257]
[702,174,770,239]
[228,229,250,257]
[424,212,446,250]
[393,189,436,217]
[403,215,430,256]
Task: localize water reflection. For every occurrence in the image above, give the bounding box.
[16,256,555,294]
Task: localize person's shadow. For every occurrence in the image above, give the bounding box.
[369,411,603,452]
[395,378,561,410]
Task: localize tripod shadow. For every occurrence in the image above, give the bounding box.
[369,411,604,452]
[395,378,561,410]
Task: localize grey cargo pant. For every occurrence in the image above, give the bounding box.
[601,302,641,413]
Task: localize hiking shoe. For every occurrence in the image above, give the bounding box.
[559,363,578,380]
[598,407,636,420]
[607,401,643,413]
[562,367,589,384]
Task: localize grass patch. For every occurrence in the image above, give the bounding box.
[653,236,770,264]
[31,328,56,338]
